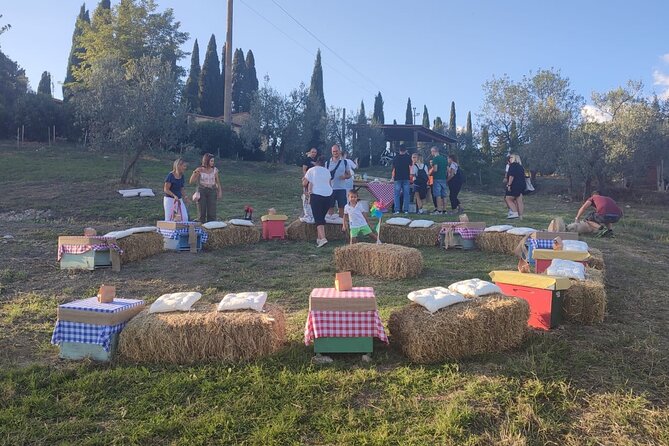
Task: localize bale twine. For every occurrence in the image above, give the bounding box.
[379,224,440,247]
[563,268,606,324]
[475,232,524,255]
[587,247,605,270]
[117,232,164,264]
[117,303,286,364]
[285,219,347,241]
[388,294,529,363]
[204,225,261,250]
[334,242,423,279]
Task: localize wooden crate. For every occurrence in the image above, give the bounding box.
[60,249,112,271]
[163,232,203,251]
[314,337,373,354]
[58,333,119,362]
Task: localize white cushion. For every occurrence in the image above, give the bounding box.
[139,190,155,197]
[561,240,589,252]
[149,292,202,313]
[484,225,514,232]
[103,230,133,240]
[386,217,412,226]
[202,221,227,230]
[118,188,154,198]
[217,291,267,312]
[448,279,502,298]
[507,227,537,236]
[546,259,586,281]
[407,287,467,314]
[228,219,254,227]
[127,226,157,234]
[408,219,434,228]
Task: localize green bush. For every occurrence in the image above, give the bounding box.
[188,121,244,158]
[13,93,64,142]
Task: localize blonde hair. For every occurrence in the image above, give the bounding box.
[509,153,522,165]
[412,153,423,163]
[172,158,185,174]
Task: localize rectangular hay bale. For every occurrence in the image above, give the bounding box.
[563,268,606,324]
[286,219,348,241]
[116,232,164,264]
[203,225,261,250]
[379,224,440,246]
[334,242,423,279]
[475,232,525,255]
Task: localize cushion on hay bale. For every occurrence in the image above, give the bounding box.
[386,217,412,226]
[408,219,435,228]
[229,219,255,227]
[507,227,538,236]
[202,221,227,229]
[484,225,513,232]
[149,292,202,313]
[117,303,286,364]
[334,243,423,279]
[562,240,589,251]
[379,224,440,246]
[285,219,347,242]
[388,294,529,363]
[448,279,502,298]
[587,248,605,270]
[218,292,267,312]
[116,232,164,264]
[563,268,606,324]
[475,231,525,255]
[407,287,467,313]
[203,225,261,250]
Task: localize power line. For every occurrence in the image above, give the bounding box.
[270,0,383,93]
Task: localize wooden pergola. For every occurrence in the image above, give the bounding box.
[350,123,457,151]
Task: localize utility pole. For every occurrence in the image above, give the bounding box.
[342,108,346,152]
[223,0,233,123]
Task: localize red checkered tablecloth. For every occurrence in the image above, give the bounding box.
[440,223,485,240]
[304,310,388,345]
[365,182,395,208]
[57,242,123,261]
[310,287,375,299]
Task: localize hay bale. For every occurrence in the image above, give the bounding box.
[204,225,261,250]
[285,219,347,241]
[334,242,423,279]
[379,224,440,247]
[475,232,524,255]
[563,268,606,324]
[388,294,529,363]
[117,303,286,364]
[587,247,605,270]
[116,232,164,264]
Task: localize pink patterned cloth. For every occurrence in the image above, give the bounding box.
[440,223,485,240]
[310,287,375,299]
[365,182,395,208]
[57,242,123,261]
[304,310,388,345]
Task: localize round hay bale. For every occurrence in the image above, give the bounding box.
[334,242,423,279]
[285,219,347,241]
[475,232,524,255]
[587,247,605,270]
[117,303,286,364]
[204,225,261,250]
[379,224,440,247]
[388,294,529,363]
[117,232,164,264]
[563,268,606,324]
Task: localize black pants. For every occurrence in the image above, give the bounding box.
[310,193,331,226]
[198,186,217,223]
[448,179,462,210]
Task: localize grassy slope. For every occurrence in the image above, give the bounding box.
[0,142,668,445]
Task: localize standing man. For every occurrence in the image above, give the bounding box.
[391,144,412,214]
[326,144,351,219]
[302,147,318,174]
[574,191,623,237]
[429,146,448,214]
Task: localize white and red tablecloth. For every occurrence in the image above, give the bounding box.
[57,241,123,261]
[364,182,395,208]
[440,223,485,240]
[309,287,375,299]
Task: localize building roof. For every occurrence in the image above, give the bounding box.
[350,124,457,144]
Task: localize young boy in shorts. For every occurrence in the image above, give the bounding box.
[342,190,380,244]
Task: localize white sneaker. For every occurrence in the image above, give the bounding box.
[317,238,328,248]
[507,211,519,219]
[376,239,382,244]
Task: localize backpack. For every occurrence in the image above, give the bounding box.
[415,164,428,186]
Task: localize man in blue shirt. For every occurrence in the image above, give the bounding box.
[326,144,351,219]
[392,145,412,214]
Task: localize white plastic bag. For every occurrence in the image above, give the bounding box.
[546,259,585,280]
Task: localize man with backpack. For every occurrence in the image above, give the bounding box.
[410,152,429,214]
[325,144,351,220]
[391,144,412,214]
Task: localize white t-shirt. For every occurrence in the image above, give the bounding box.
[304,166,333,197]
[449,162,459,174]
[344,202,368,228]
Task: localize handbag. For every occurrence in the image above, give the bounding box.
[192,191,200,202]
[170,197,184,222]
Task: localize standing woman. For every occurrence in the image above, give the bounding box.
[446,153,464,213]
[190,153,222,223]
[163,158,190,221]
[505,154,526,219]
[303,156,333,248]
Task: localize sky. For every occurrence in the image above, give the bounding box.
[2,0,669,128]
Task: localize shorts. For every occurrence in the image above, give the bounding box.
[414,183,427,199]
[310,193,332,225]
[587,211,620,225]
[350,225,372,238]
[433,180,448,198]
[331,189,347,209]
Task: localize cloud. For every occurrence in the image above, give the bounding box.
[653,69,669,100]
[662,54,669,64]
[581,105,610,123]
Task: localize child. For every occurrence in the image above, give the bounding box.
[342,190,380,244]
[410,153,429,214]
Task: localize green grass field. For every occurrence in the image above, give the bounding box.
[1,142,668,445]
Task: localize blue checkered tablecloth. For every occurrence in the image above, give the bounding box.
[51,320,126,351]
[158,227,208,243]
[59,297,144,313]
[529,238,554,249]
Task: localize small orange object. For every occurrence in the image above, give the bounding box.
[552,236,563,250]
[97,285,116,303]
[335,271,353,291]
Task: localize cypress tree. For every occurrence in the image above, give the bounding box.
[221,43,226,108]
[448,101,456,137]
[99,0,110,9]
[481,125,491,163]
[509,120,519,151]
[231,48,246,113]
[393,119,397,125]
[37,71,52,96]
[63,3,90,100]
[433,116,444,133]
[244,49,258,111]
[405,98,412,124]
[372,91,384,124]
[465,111,473,150]
[303,49,327,150]
[199,34,222,116]
[358,100,366,124]
[422,105,429,128]
[184,39,200,113]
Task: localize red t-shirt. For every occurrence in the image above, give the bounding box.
[590,195,622,216]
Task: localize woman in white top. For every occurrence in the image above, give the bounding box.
[189,153,222,223]
[303,156,333,247]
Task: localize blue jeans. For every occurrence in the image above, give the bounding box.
[394,180,410,212]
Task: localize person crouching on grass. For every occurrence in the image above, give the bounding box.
[342,190,380,244]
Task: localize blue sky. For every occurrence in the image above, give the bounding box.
[2,0,668,127]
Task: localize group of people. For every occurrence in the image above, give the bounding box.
[163,154,222,224]
[391,145,464,215]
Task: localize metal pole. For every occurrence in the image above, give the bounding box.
[223,0,233,124]
[342,108,346,152]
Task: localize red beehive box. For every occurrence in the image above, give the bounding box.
[261,214,288,240]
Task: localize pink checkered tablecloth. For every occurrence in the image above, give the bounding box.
[304,310,388,345]
[57,243,123,261]
[365,182,394,208]
[440,223,485,240]
[310,287,375,299]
